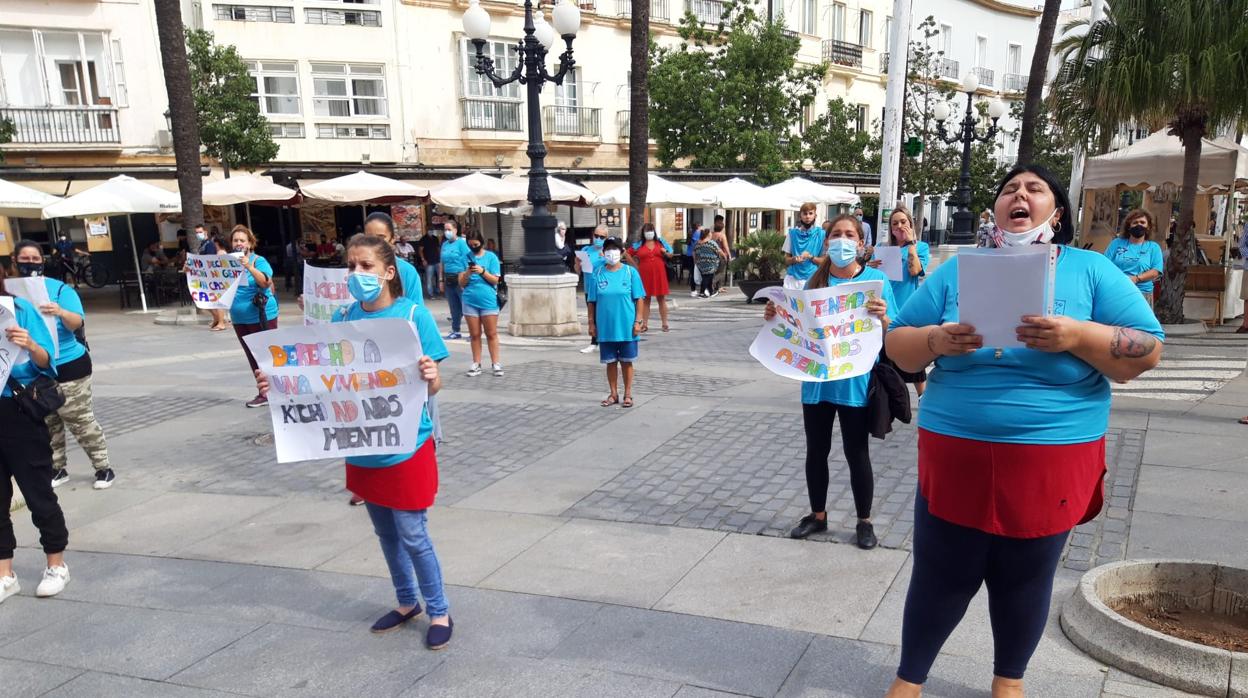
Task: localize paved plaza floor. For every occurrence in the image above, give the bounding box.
[4,286,1248,697]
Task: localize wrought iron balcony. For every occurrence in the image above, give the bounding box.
[972,66,995,87]
[823,39,864,69]
[616,110,630,140]
[615,0,669,22]
[936,57,960,81]
[0,106,120,145]
[1004,73,1027,92]
[880,52,890,73]
[685,0,725,24]
[543,105,600,138]
[460,98,523,132]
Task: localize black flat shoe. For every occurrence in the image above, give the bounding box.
[789,514,828,539]
[371,605,421,634]
[856,521,878,550]
[426,617,453,650]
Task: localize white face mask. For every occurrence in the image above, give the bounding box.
[644,231,656,241]
[444,230,457,241]
[604,250,622,265]
[997,209,1057,247]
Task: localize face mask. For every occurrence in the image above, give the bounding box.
[604,250,622,265]
[593,237,605,248]
[469,244,482,253]
[644,231,656,241]
[996,212,1056,247]
[17,262,43,277]
[1129,225,1147,239]
[347,272,383,302]
[444,230,457,241]
[196,232,207,241]
[827,238,859,268]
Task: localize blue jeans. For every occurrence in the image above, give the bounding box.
[424,263,441,298]
[364,503,450,617]
[444,273,464,333]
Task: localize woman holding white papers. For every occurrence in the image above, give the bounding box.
[11,241,114,490]
[782,203,827,290]
[228,225,280,409]
[876,208,931,396]
[766,215,895,550]
[882,166,1164,698]
[1103,209,1163,309]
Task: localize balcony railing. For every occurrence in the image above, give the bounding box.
[686,0,725,24]
[822,39,864,68]
[972,66,995,87]
[0,106,120,145]
[616,0,669,22]
[616,110,630,140]
[880,52,890,73]
[936,57,960,80]
[543,105,600,138]
[1004,73,1027,92]
[460,98,523,132]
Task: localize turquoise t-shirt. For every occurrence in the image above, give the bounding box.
[230,254,279,324]
[335,297,449,467]
[890,241,930,312]
[44,277,87,366]
[397,257,424,304]
[1103,238,1164,293]
[890,247,1165,445]
[800,266,897,408]
[2,296,57,396]
[784,225,825,281]
[587,264,645,342]
[461,250,501,311]
[441,237,472,275]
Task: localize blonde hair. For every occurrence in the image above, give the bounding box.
[230,224,258,249]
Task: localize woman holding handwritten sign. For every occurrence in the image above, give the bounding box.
[229,225,280,409]
[765,215,895,550]
[255,235,454,648]
[874,208,931,397]
[882,165,1164,698]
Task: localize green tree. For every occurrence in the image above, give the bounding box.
[802,98,880,173]
[648,0,824,183]
[0,117,15,163]
[186,29,278,178]
[1051,0,1248,323]
[897,17,959,226]
[999,100,1072,190]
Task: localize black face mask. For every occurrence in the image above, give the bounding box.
[1129,225,1147,239]
[469,245,482,253]
[17,262,44,277]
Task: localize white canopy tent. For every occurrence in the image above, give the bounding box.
[202,174,299,206]
[592,174,717,208]
[762,177,860,207]
[42,175,182,312]
[700,177,799,210]
[1083,130,1248,192]
[0,179,62,218]
[300,171,429,204]
[428,173,517,209]
[501,172,596,207]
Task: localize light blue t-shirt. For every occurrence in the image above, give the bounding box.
[587,264,646,343]
[441,237,472,275]
[230,254,279,324]
[2,296,57,396]
[890,247,1165,445]
[335,297,449,468]
[801,266,897,408]
[397,257,424,304]
[44,277,87,366]
[783,225,825,281]
[1103,238,1164,293]
[461,250,501,311]
[890,241,930,312]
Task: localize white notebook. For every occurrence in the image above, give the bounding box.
[957,245,1058,349]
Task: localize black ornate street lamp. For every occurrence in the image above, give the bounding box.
[933,73,1007,246]
[462,0,581,275]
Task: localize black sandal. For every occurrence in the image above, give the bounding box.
[622,395,634,408]
[601,394,620,407]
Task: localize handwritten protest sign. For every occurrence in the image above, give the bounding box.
[303,264,352,325]
[0,297,28,386]
[5,277,57,358]
[244,318,427,463]
[185,253,245,310]
[748,280,885,382]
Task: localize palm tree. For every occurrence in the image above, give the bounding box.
[1016,0,1062,165]
[1051,0,1248,324]
[628,0,650,242]
[153,0,204,228]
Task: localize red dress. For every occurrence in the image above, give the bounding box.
[634,242,670,297]
[345,439,438,511]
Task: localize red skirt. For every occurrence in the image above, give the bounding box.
[636,249,671,297]
[917,429,1106,538]
[345,439,438,511]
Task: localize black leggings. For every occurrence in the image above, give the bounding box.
[698,269,717,296]
[801,402,873,519]
[897,495,1069,684]
[0,397,68,559]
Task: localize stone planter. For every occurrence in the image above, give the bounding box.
[1061,560,1248,697]
[738,279,783,303]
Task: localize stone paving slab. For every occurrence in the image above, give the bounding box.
[66,492,284,557]
[44,673,237,697]
[402,655,683,698]
[1125,511,1248,568]
[0,657,83,696]
[88,395,233,439]
[191,564,398,632]
[176,497,375,569]
[1132,464,1248,522]
[441,360,748,398]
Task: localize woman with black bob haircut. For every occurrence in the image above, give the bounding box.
[364,212,424,303]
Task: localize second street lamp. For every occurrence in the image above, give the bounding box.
[462,0,581,276]
[933,73,1007,246]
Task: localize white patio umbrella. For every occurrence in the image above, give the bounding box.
[300,170,429,204]
[42,175,181,312]
[592,174,718,208]
[429,172,518,209]
[0,178,62,218]
[701,177,800,210]
[202,173,299,206]
[763,177,860,206]
[501,173,596,207]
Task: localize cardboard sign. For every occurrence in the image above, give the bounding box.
[244,318,428,463]
[748,281,885,382]
[4,277,57,358]
[185,253,245,310]
[303,264,352,326]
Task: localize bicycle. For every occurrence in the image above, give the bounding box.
[53,250,110,289]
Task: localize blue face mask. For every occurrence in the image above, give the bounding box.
[827,238,859,268]
[593,237,605,248]
[347,272,383,302]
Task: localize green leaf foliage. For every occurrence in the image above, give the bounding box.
[0,117,14,163]
[186,29,279,172]
[729,229,787,280]
[802,97,880,173]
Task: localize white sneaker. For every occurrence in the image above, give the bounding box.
[578,344,595,354]
[492,363,504,377]
[35,565,69,598]
[0,575,18,604]
[690,291,699,298]
[466,363,483,377]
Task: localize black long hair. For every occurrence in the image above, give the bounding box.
[993,164,1075,245]
[364,211,396,241]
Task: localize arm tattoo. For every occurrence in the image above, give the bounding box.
[926,327,939,356]
[1110,327,1157,359]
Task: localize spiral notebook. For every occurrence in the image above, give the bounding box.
[956,245,1058,349]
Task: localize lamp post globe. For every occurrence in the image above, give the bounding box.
[936,75,1004,245]
[551,0,582,36]
[463,0,490,40]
